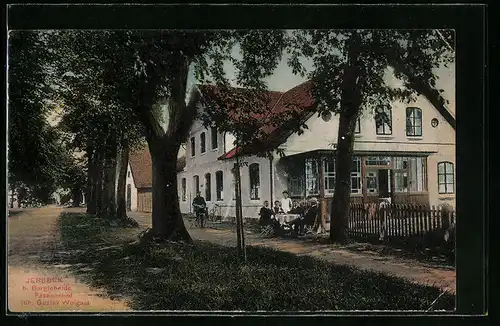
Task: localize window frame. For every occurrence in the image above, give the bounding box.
[406,107,423,137]
[215,170,223,201]
[354,117,361,134]
[375,105,393,135]
[190,137,196,157]
[193,175,200,195]
[205,173,212,201]
[200,132,206,154]
[323,158,336,194]
[249,163,260,200]
[211,126,218,150]
[437,161,455,194]
[181,178,187,201]
[350,157,362,194]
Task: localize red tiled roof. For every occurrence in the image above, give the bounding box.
[129,145,152,189]
[129,144,186,188]
[211,81,317,160]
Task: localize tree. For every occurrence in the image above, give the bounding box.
[50,31,143,224]
[287,30,454,242]
[8,31,64,203]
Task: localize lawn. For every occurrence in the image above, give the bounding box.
[49,212,455,311]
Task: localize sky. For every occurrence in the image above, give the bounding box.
[186,45,455,116]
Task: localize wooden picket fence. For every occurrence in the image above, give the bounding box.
[347,203,456,250]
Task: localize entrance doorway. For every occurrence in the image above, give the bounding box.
[366,169,391,199]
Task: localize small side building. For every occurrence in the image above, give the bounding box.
[126,144,186,213]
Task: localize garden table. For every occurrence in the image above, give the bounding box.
[275,214,300,225]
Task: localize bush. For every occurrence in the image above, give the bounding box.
[53,212,455,311]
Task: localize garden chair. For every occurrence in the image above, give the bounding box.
[260,224,274,237]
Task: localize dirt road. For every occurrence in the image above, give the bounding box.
[7,206,131,312]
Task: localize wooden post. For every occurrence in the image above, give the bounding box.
[361,156,367,203]
[390,158,396,204]
[319,158,327,232]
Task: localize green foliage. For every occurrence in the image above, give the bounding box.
[286,29,454,120]
[53,212,455,311]
[8,31,59,190]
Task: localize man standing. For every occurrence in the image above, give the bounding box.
[280,190,293,214]
[192,191,207,228]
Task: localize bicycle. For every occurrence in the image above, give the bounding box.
[207,204,222,223]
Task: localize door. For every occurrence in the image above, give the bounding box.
[126,184,132,211]
[378,170,390,198]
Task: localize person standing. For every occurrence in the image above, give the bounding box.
[192,191,207,228]
[280,190,293,214]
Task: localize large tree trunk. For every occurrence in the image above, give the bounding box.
[87,146,97,214]
[149,140,193,243]
[116,135,129,219]
[329,33,363,243]
[105,153,117,218]
[95,145,105,216]
[10,183,16,208]
[135,54,197,243]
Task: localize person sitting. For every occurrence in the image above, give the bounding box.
[259,200,283,236]
[288,200,308,235]
[259,200,274,226]
[288,200,303,215]
[303,198,320,234]
[280,190,293,214]
[192,191,207,227]
[273,200,284,214]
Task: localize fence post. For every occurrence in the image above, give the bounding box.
[441,203,452,243]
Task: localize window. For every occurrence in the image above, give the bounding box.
[394,157,409,192]
[181,178,186,201]
[366,171,378,194]
[205,173,212,201]
[351,157,362,194]
[305,158,319,196]
[323,159,336,194]
[193,175,200,195]
[215,171,223,201]
[211,127,218,150]
[288,162,305,197]
[128,171,131,177]
[200,132,206,153]
[249,163,260,200]
[355,117,361,134]
[375,105,392,135]
[406,107,422,136]
[394,157,427,192]
[190,137,196,157]
[366,156,391,167]
[438,162,454,194]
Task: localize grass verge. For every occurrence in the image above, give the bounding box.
[50,212,455,311]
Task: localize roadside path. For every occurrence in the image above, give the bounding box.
[8,206,131,312]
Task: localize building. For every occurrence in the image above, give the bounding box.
[126,145,186,212]
[176,77,456,222]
